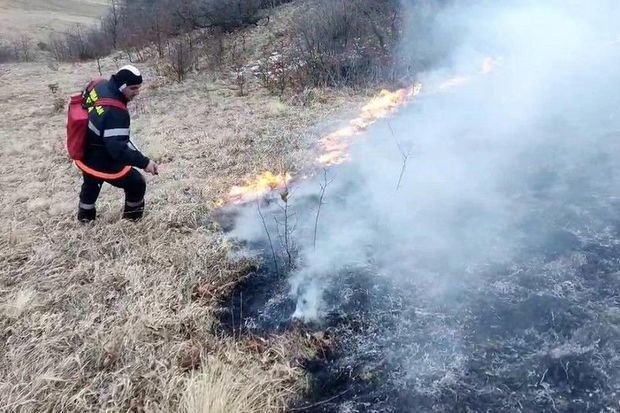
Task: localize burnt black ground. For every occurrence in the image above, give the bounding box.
[218,189,620,412]
[220,204,620,412]
[216,88,620,412]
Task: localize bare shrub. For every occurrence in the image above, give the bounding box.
[207,0,264,31]
[48,83,65,113]
[230,36,248,95]
[101,0,122,49]
[50,24,111,62]
[0,36,34,63]
[121,1,176,58]
[17,35,33,62]
[252,50,305,96]
[46,0,151,63]
[232,67,247,96]
[291,0,401,88]
[124,46,155,64]
[166,35,196,82]
[0,40,18,63]
[168,0,208,31]
[121,0,272,35]
[150,13,174,59]
[204,28,225,71]
[47,0,285,63]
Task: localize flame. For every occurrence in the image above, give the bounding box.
[223,56,498,205]
[317,85,421,166]
[228,171,291,204]
[226,86,422,204]
[361,88,414,116]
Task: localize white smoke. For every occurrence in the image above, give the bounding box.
[228,0,620,322]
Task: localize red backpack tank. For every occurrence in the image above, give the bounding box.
[66,78,127,160]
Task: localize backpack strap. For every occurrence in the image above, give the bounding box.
[81,78,128,112]
[92,98,128,111]
[81,78,106,100]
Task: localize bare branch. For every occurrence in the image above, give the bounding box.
[387,120,412,191]
[313,168,333,249]
[256,200,279,277]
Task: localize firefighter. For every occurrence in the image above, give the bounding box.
[76,65,158,222]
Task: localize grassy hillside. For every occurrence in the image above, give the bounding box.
[0,0,108,39]
[0,1,379,411]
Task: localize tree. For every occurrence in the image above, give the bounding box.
[102,0,122,49]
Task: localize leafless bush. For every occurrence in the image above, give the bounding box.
[50,24,111,62]
[0,40,18,63]
[48,83,65,113]
[101,0,122,49]
[121,1,176,58]
[124,45,160,64]
[252,50,305,96]
[49,0,164,61]
[124,0,272,37]
[166,35,195,82]
[291,0,401,87]
[17,35,33,62]
[186,0,265,32]
[207,28,225,70]
[230,36,248,95]
[48,0,284,63]
[0,36,34,63]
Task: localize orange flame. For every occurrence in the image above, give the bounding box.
[224,56,498,205]
[228,171,291,204]
[317,85,421,166]
[226,85,421,204]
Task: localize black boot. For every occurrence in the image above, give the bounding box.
[123,200,144,220]
[77,206,96,222]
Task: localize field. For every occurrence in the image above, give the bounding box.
[0,0,108,39]
[3,1,620,412]
[0,3,373,411]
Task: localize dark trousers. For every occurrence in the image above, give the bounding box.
[78,168,146,221]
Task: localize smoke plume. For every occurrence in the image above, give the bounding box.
[228,0,620,322]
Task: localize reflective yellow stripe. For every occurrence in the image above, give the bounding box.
[75,160,131,180]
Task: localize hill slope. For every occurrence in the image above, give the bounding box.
[0,1,375,409]
[0,0,108,39]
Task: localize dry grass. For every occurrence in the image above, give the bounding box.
[0,0,108,40]
[0,6,373,410]
[181,344,304,413]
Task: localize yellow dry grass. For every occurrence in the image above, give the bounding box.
[0,6,373,410]
[181,347,302,413]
